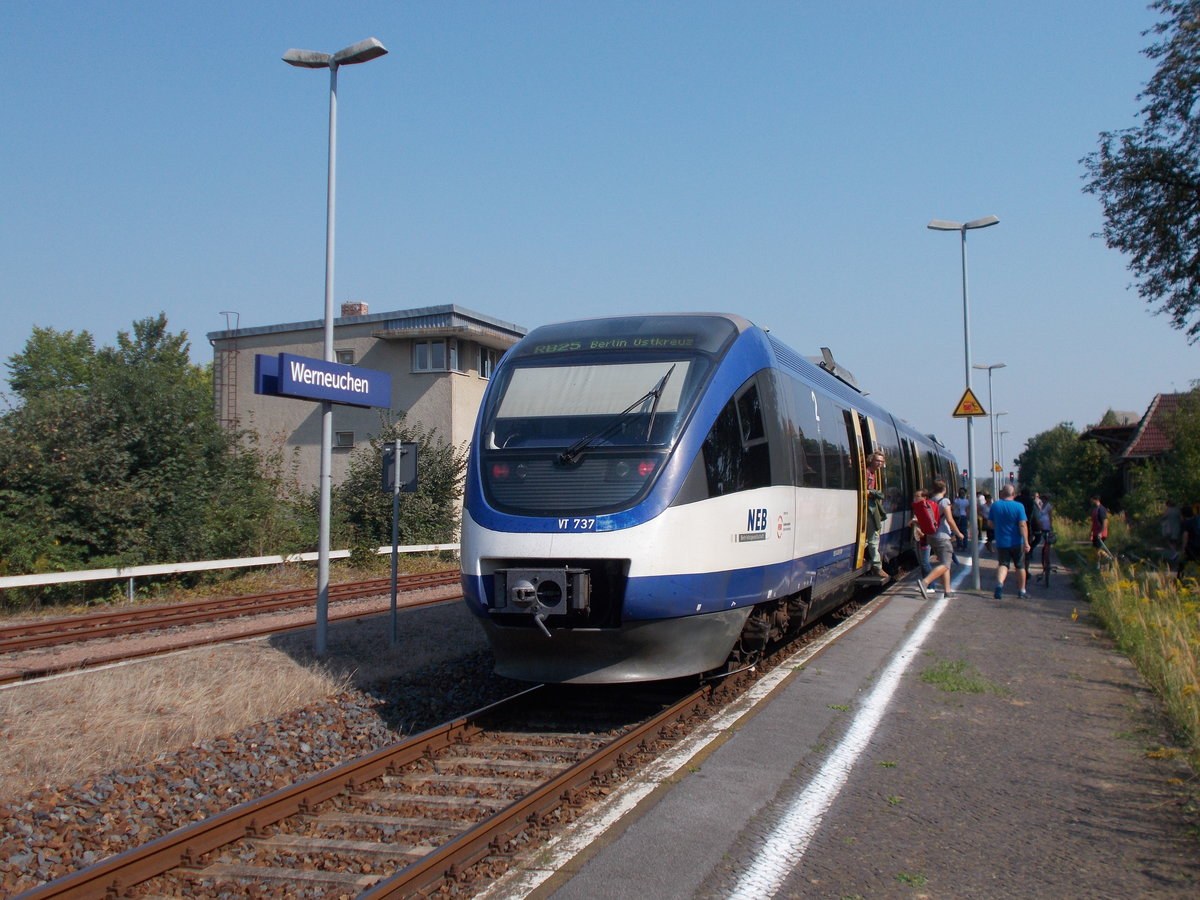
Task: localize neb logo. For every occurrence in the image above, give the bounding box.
[746,508,768,532]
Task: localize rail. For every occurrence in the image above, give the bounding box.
[0,544,460,597]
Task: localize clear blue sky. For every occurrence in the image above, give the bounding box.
[2,1,1194,492]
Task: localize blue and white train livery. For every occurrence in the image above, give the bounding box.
[461,314,957,683]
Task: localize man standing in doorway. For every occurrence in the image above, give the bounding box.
[865,450,888,581]
[988,484,1030,600]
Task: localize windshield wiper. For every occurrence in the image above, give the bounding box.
[558,364,676,465]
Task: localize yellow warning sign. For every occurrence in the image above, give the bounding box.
[952,387,987,418]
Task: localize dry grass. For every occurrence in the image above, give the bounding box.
[0,643,351,802]
[1058,519,1200,763]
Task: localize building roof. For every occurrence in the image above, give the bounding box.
[206,303,526,348]
[1079,423,1138,454]
[1120,393,1187,460]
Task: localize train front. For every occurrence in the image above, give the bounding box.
[461,314,749,683]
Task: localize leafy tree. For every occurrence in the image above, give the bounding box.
[333,413,468,550]
[1082,0,1200,341]
[5,325,97,397]
[1160,387,1200,507]
[0,315,314,590]
[1015,423,1116,517]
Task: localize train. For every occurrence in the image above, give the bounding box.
[460,313,958,683]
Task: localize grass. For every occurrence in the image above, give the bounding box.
[919,658,1009,696]
[1055,518,1200,765]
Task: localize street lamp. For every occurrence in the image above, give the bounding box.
[929,214,999,589]
[284,37,388,655]
[998,431,1011,484]
[973,362,1006,496]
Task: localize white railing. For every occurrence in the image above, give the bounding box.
[0,544,460,598]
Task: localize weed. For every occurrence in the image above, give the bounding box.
[920,658,1009,695]
[886,794,903,805]
[895,872,928,886]
[879,760,897,768]
[828,703,851,711]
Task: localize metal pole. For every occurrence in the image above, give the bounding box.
[390,439,402,645]
[315,61,340,656]
[960,228,981,589]
[985,371,996,497]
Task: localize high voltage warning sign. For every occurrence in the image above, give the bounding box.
[952,387,987,418]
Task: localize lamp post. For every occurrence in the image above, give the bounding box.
[928,215,999,589]
[973,361,1006,497]
[991,410,1009,494]
[284,37,388,655]
[998,431,1011,484]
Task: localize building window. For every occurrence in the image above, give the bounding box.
[479,347,499,379]
[335,431,355,449]
[414,338,463,373]
[335,349,355,365]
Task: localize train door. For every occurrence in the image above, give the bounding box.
[841,411,866,570]
[847,412,885,572]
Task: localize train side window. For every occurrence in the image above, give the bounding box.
[702,381,771,497]
[817,396,853,489]
[736,384,766,444]
[788,381,821,488]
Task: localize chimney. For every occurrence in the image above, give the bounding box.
[341,301,368,317]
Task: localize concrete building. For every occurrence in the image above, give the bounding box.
[207,304,526,487]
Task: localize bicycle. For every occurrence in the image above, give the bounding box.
[1036,529,1056,586]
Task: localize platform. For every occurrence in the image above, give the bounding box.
[481,554,1200,899]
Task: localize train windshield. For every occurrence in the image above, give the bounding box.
[478,315,740,516]
[486,359,694,452]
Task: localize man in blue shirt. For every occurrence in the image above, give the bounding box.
[987,484,1031,599]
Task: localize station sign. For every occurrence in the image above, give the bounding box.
[254,353,391,409]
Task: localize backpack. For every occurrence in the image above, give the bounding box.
[912,497,940,538]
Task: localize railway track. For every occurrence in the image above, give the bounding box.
[14,677,740,900]
[0,570,460,685]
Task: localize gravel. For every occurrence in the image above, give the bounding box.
[0,602,522,897]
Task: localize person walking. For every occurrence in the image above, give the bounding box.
[1017,487,1041,581]
[914,478,965,599]
[988,484,1030,599]
[1089,496,1109,549]
[910,489,933,576]
[952,488,970,551]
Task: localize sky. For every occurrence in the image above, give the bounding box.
[2,1,1195,488]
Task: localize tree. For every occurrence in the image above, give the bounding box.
[1015,424,1115,517]
[1081,0,1200,341]
[5,325,97,397]
[0,315,314,588]
[1160,387,1200,506]
[333,413,468,550]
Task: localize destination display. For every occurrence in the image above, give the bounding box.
[254,352,392,408]
[530,334,697,355]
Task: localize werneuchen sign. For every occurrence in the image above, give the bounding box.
[254,353,391,409]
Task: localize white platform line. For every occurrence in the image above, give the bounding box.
[726,595,949,900]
